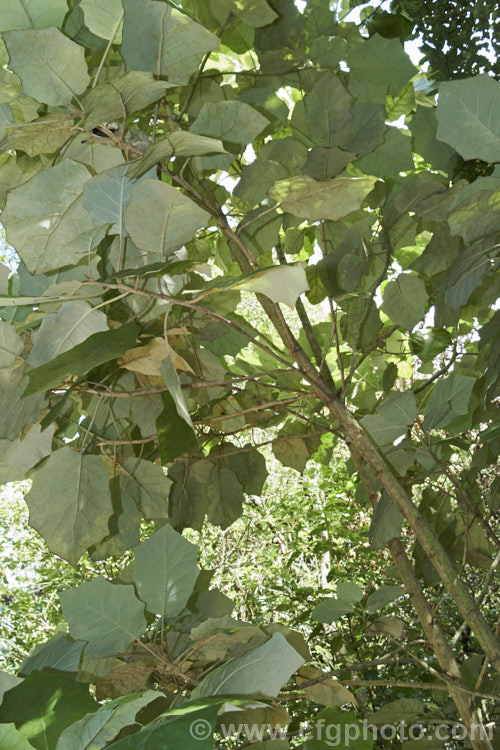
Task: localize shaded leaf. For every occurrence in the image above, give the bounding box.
[192,633,304,698]
[26,447,114,565]
[0,424,54,485]
[20,633,84,678]
[133,524,199,617]
[312,598,354,622]
[296,665,356,707]
[3,28,90,106]
[366,585,404,613]
[121,0,218,84]
[24,323,139,395]
[382,275,428,330]
[157,391,198,464]
[0,671,97,750]
[122,457,172,520]
[60,577,147,656]
[268,175,377,221]
[369,491,404,549]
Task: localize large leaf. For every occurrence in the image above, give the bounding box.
[0,723,36,750]
[82,71,171,130]
[122,457,172,519]
[156,391,198,463]
[3,114,75,157]
[26,447,114,565]
[121,0,219,84]
[423,373,476,430]
[3,28,90,105]
[28,301,108,367]
[0,671,97,750]
[366,585,404,613]
[304,72,353,149]
[0,424,54,485]
[124,179,209,259]
[381,274,428,330]
[127,132,228,179]
[0,318,22,368]
[312,598,354,623]
[2,160,95,274]
[0,0,68,31]
[361,391,417,446]
[60,577,147,655]
[24,323,139,395]
[81,0,124,41]
[55,690,163,750]
[133,524,199,617]
[106,700,226,750]
[226,0,277,27]
[192,633,304,698]
[369,491,404,549]
[347,34,417,103]
[268,175,377,221]
[235,264,309,309]
[206,466,244,529]
[437,75,500,163]
[20,633,85,678]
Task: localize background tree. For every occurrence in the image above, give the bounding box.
[0,0,499,748]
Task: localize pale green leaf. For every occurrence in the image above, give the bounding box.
[127,132,228,180]
[369,491,404,549]
[423,373,475,430]
[192,633,304,698]
[0,424,54,485]
[121,0,219,84]
[133,524,199,617]
[268,175,377,221]
[437,75,500,163]
[122,457,172,519]
[20,633,84,677]
[337,582,364,604]
[0,0,68,30]
[296,666,356,708]
[0,319,23,369]
[26,447,114,565]
[28,301,108,368]
[0,723,36,750]
[3,28,90,106]
[381,275,428,330]
[366,585,404,613]
[2,160,95,274]
[368,616,404,638]
[81,0,124,41]
[0,671,23,703]
[60,576,147,656]
[226,0,278,27]
[83,164,148,237]
[124,179,209,259]
[83,71,172,131]
[347,34,417,103]
[236,264,309,308]
[3,114,75,157]
[312,598,354,623]
[55,691,162,750]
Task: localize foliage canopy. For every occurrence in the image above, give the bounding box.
[0,0,499,748]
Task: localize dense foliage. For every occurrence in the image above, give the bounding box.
[0,0,499,748]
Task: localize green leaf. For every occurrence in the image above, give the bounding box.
[157,391,198,464]
[423,373,475,430]
[20,633,84,677]
[355,127,414,178]
[133,524,199,617]
[124,179,209,259]
[369,491,404,549]
[206,466,244,529]
[2,160,96,274]
[60,577,147,656]
[121,0,219,84]
[106,700,226,750]
[0,0,68,30]
[28,301,108,368]
[436,75,500,163]
[26,447,114,565]
[55,690,162,750]
[362,392,417,446]
[0,723,36,750]
[366,585,404,613]
[268,175,377,221]
[3,28,90,106]
[192,632,304,698]
[81,0,124,41]
[0,318,23,368]
[0,671,97,750]
[337,582,364,604]
[127,132,228,179]
[226,0,277,27]
[235,264,309,308]
[347,34,417,103]
[0,424,54,485]
[305,72,353,148]
[311,598,354,623]
[24,322,139,395]
[191,101,269,168]
[122,457,172,520]
[3,114,75,157]
[82,71,172,131]
[381,275,428,330]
